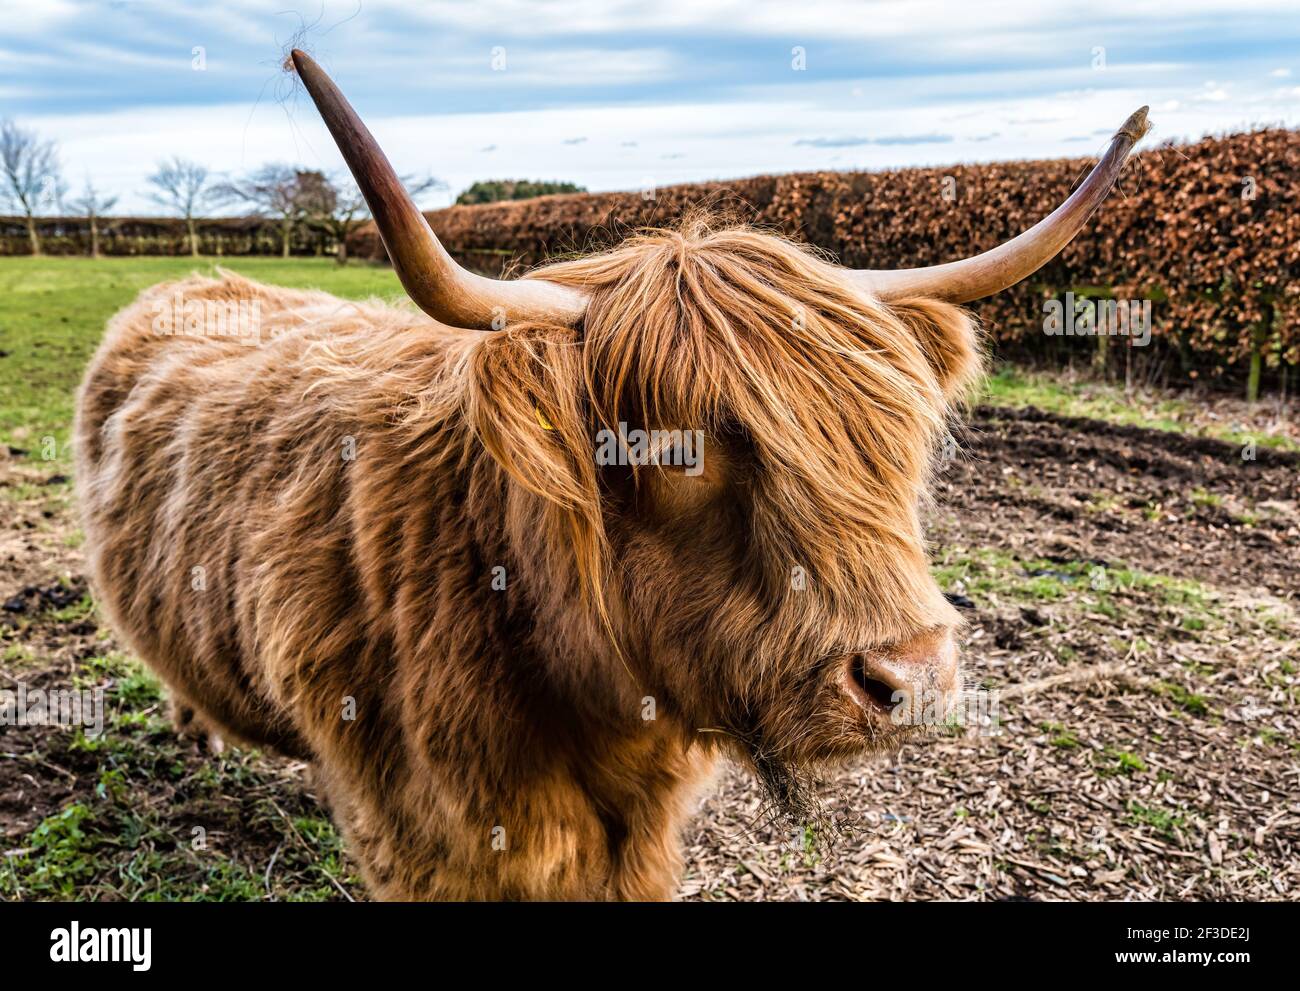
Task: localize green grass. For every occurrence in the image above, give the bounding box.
[932,547,1222,624]
[1127,801,1187,840]
[1189,487,1224,509]
[1,651,358,901]
[984,365,1298,452]
[1041,723,1081,749]
[1099,748,1148,776]
[1153,681,1211,716]
[0,256,404,469]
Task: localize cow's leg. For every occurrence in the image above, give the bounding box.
[309,729,716,901]
[315,764,627,901]
[609,828,683,901]
[607,748,718,901]
[323,790,705,901]
[308,762,459,901]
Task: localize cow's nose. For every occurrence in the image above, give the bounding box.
[844,630,960,720]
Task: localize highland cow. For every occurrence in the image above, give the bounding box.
[73,51,1148,900]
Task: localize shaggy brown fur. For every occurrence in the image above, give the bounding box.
[74,220,981,900]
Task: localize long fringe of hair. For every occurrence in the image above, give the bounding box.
[465,216,983,630]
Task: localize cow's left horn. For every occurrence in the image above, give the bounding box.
[844,107,1150,303]
[291,50,589,328]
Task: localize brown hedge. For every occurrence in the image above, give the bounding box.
[0,215,334,257]
[351,128,1299,383]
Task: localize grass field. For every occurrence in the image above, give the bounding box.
[984,366,1299,453]
[1,256,1297,901]
[0,257,405,470]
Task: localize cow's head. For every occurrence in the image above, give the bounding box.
[293,51,1147,811]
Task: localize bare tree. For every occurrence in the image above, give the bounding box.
[146,157,216,257]
[0,119,65,256]
[70,178,119,259]
[291,170,338,258]
[216,164,312,259]
[304,171,442,265]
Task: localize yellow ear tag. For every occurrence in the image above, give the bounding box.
[535,406,555,431]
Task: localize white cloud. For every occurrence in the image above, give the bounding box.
[10,0,1300,214]
[35,81,1272,215]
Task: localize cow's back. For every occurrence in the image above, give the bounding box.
[73,272,435,756]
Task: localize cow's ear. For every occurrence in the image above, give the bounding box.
[465,322,601,519]
[889,297,984,405]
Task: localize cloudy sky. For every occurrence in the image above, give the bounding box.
[3,0,1298,214]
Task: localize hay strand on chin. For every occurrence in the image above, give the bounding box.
[747,740,856,853]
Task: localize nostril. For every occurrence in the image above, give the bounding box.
[851,654,904,712]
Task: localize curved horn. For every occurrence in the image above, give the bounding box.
[846,107,1150,303]
[291,49,589,328]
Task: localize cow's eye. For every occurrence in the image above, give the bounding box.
[654,443,694,471]
[641,435,730,517]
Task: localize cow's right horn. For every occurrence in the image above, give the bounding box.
[844,106,1150,303]
[291,50,589,329]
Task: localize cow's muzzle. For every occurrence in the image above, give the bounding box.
[839,629,960,726]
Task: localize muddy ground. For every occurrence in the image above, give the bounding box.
[1,406,1296,900]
